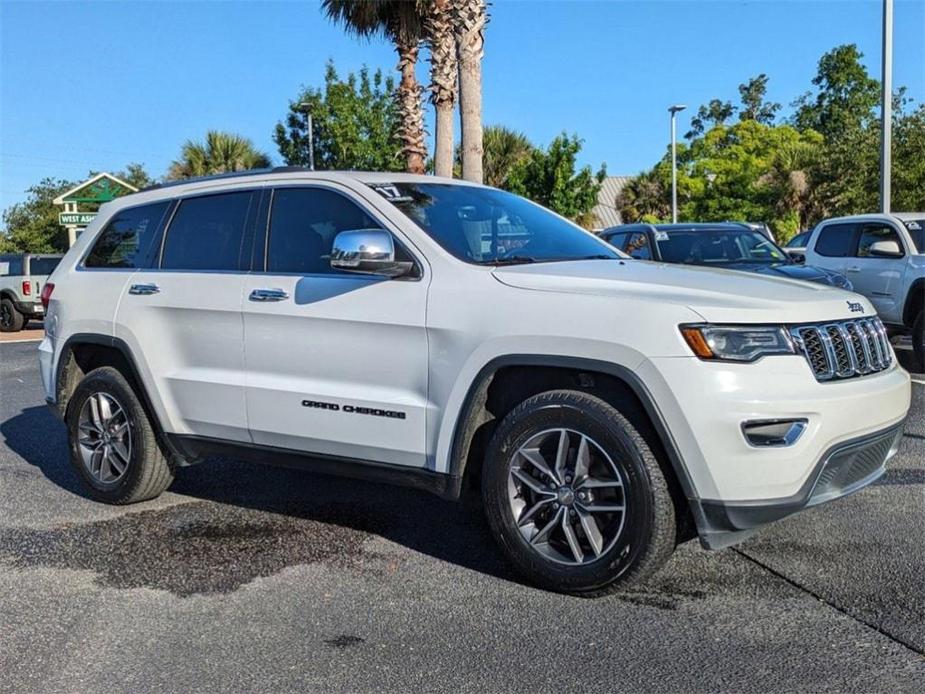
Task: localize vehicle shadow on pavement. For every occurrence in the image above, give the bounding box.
[1,405,519,588]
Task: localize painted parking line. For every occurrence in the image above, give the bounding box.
[912,378,925,386]
[0,338,41,345]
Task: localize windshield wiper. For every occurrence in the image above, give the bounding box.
[474,255,537,265]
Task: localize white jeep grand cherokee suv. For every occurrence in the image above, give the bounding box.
[38,170,911,595]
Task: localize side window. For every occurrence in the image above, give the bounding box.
[84,202,171,269]
[626,232,651,260]
[856,223,903,258]
[266,187,383,275]
[161,191,253,271]
[814,223,856,258]
[603,232,628,250]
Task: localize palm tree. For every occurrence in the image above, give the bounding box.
[424,0,457,177]
[481,125,533,189]
[452,0,487,183]
[322,0,427,174]
[167,131,271,180]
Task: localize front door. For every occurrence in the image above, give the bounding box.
[241,184,429,467]
[846,222,907,319]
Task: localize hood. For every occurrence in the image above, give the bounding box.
[719,261,846,286]
[492,259,874,324]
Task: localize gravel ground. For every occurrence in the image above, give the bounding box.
[0,341,922,693]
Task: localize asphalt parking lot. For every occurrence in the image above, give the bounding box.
[0,339,922,693]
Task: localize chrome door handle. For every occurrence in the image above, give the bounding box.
[846,266,861,273]
[249,288,289,302]
[128,283,160,295]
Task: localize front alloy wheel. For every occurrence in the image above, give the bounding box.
[482,390,677,596]
[508,428,626,565]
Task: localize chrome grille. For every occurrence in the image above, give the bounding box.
[790,317,892,381]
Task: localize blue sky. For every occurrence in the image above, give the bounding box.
[1,0,923,211]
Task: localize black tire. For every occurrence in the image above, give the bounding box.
[0,298,24,332]
[66,366,174,504]
[913,310,925,373]
[481,390,676,596]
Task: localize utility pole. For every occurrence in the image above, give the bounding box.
[880,0,893,213]
[298,101,315,171]
[669,105,686,223]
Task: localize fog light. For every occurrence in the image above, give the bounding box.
[741,419,807,447]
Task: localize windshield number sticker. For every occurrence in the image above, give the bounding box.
[372,184,414,203]
[654,231,670,241]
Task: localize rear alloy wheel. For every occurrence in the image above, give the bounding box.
[0,298,25,332]
[482,390,676,596]
[77,392,133,485]
[67,366,174,504]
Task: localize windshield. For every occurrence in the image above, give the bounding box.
[368,183,619,264]
[656,229,790,265]
[902,219,925,253]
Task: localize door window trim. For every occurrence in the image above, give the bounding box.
[854,222,906,259]
[155,187,262,274]
[77,199,176,272]
[813,222,860,258]
[255,183,424,281]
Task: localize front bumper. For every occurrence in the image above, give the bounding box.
[696,421,904,547]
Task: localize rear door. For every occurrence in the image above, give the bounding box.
[115,188,259,441]
[241,183,429,467]
[845,221,907,320]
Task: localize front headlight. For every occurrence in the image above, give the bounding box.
[680,324,795,362]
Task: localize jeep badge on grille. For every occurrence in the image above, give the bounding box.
[847,300,864,313]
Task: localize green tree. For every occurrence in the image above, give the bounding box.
[738,74,780,124]
[481,125,533,188]
[167,131,271,180]
[686,99,736,139]
[115,163,156,190]
[321,0,427,174]
[274,62,403,171]
[620,121,823,240]
[793,44,879,140]
[893,103,925,212]
[506,133,605,227]
[616,170,670,223]
[0,178,74,253]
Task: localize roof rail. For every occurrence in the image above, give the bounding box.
[139,166,315,193]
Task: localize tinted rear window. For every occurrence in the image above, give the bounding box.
[814,223,856,257]
[161,192,253,271]
[85,202,172,268]
[27,257,62,276]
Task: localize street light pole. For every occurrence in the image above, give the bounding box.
[298,101,315,171]
[880,0,893,213]
[668,105,686,223]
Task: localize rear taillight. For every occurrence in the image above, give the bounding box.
[40,283,54,310]
[22,280,31,296]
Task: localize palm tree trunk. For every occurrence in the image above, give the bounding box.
[454,0,486,184]
[427,0,457,178]
[395,37,426,175]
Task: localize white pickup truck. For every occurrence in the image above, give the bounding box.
[0,253,63,332]
[802,213,925,370]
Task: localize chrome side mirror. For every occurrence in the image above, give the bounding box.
[868,239,903,258]
[330,229,414,278]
